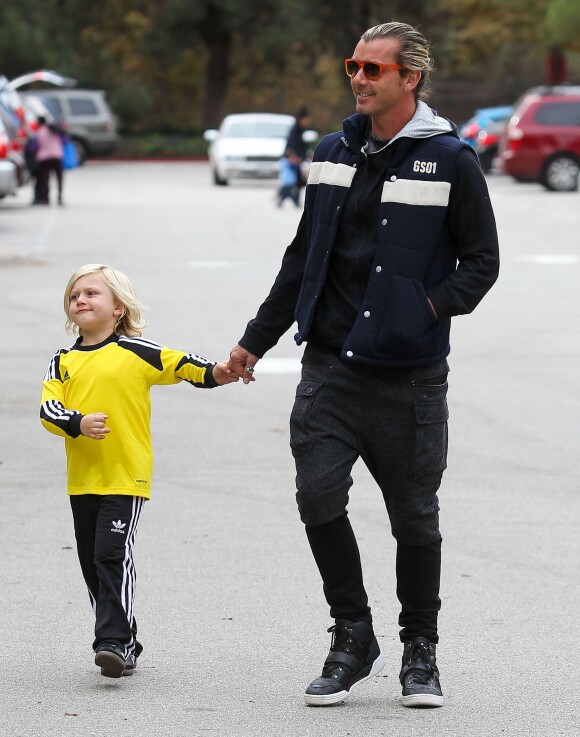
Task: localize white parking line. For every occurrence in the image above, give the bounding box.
[255,357,301,374]
[31,208,59,254]
[187,260,232,269]
[518,254,578,265]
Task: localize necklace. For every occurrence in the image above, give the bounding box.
[369,128,390,146]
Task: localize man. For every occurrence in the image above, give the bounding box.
[228,21,499,708]
[285,105,312,199]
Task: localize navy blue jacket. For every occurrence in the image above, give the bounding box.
[240,111,499,368]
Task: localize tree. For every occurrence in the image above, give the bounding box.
[545,0,580,52]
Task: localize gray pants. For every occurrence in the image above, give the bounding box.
[290,345,449,544]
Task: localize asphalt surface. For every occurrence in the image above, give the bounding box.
[0,162,579,737]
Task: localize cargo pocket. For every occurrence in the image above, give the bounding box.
[409,382,449,479]
[289,380,324,457]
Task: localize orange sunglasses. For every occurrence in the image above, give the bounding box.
[344,58,405,81]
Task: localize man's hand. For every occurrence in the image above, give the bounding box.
[212,362,241,385]
[227,344,259,385]
[80,413,110,440]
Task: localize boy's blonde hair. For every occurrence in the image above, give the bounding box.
[64,263,147,337]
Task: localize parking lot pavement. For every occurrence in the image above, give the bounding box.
[1,164,579,736]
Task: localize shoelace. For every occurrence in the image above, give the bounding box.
[403,641,437,684]
[328,624,358,652]
[320,624,359,678]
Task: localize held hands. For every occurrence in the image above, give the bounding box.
[80,412,110,440]
[212,361,241,385]
[227,345,259,385]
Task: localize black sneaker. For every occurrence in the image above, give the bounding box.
[304,620,385,706]
[399,637,444,707]
[95,641,126,679]
[122,654,137,676]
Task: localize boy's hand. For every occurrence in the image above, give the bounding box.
[80,413,110,440]
[213,362,240,385]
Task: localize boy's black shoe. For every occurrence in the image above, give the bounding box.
[304,620,385,706]
[123,654,137,676]
[399,637,444,707]
[95,641,126,679]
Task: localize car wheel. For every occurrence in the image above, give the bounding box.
[72,139,88,166]
[213,167,228,186]
[541,155,579,192]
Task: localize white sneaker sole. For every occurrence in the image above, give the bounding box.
[401,692,444,708]
[304,652,385,706]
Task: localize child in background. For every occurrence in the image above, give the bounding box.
[40,264,238,678]
[277,148,300,208]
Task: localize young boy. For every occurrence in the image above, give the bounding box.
[40,263,238,678]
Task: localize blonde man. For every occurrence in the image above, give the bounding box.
[229,22,499,708]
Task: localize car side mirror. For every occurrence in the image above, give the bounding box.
[302,129,319,144]
[203,129,218,142]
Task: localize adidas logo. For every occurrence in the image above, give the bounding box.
[63,370,70,382]
[111,520,126,534]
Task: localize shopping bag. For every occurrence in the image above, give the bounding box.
[62,139,79,170]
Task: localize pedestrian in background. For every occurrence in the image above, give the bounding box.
[32,115,64,206]
[228,21,499,708]
[40,264,238,679]
[286,105,311,197]
[277,148,300,207]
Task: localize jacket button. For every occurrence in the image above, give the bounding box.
[364,310,370,317]
[306,386,313,394]
[376,265,382,272]
[346,351,353,357]
[390,175,396,182]
[381,219,387,226]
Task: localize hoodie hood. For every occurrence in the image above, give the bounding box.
[342,101,456,153]
[393,100,455,142]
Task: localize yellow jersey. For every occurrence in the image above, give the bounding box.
[40,333,217,498]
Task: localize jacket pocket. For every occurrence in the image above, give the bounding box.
[377,275,437,359]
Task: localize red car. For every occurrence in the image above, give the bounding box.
[498,85,580,191]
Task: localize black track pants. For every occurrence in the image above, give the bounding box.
[70,494,144,657]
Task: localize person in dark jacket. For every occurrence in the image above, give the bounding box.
[285,105,311,196]
[228,21,499,709]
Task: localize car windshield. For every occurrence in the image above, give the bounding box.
[223,120,290,138]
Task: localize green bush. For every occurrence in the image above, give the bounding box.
[115,133,209,159]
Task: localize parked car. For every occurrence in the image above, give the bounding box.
[0,115,18,199]
[0,70,82,196]
[204,113,318,186]
[21,93,66,132]
[1,69,75,132]
[0,101,29,186]
[22,88,118,163]
[497,85,580,191]
[459,105,513,173]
